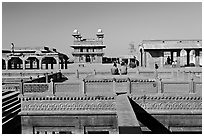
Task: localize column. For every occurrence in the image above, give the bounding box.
[186,50,190,66]
[5,59,8,70]
[20,57,26,70]
[176,50,181,67]
[56,57,60,69]
[195,50,200,67]
[22,60,25,70]
[143,52,146,67]
[38,57,42,70]
[160,51,164,67]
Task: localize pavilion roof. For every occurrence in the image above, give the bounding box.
[142,40,202,50]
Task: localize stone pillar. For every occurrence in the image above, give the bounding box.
[38,57,42,69]
[30,60,33,69]
[76,69,79,78]
[143,52,146,67]
[50,78,54,94]
[195,50,200,67]
[189,78,194,93]
[45,73,49,83]
[176,50,181,67]
[20,79,24,95]
[56,57,60,69]
[112,78,116,94]
[157,78,163,94]
[93,69,96,75]
[127,78,131,94]
[20,57,26,70]
[22,60,25,70]
[82,79,86,95]
[5,59,8,70]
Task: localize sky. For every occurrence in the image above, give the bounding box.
[2,2,202,57]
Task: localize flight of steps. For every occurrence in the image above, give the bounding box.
[2,90,21,134]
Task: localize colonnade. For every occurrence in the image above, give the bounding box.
[2,55,68,70]
[140,48,202,68]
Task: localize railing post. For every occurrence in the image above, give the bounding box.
[93,69,96,75]
[158,78,163,94]
[190,78,194,94]
[50,78,54,95]
[113,78,116,94]
[82,79,86,95]
[59,70,62,79]
[45,73,49,83]
[128,78,131,94]
[76,69,79,78]
[20,79,24,95]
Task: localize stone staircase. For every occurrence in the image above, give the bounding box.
[2,90,21,134]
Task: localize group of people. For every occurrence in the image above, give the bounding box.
[166,56,178,67]
[111,61,127,75]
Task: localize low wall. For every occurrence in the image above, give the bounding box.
[19,77,201,97]
[85,79,114,96]
[55,82,82,96]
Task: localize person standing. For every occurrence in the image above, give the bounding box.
[120,61,127,75]
[111,62,119,75]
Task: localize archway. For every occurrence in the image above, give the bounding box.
[86,55,91,63]
[2,59,6,70]
[25,57,39,69]
[42,57,57,69]
[180,49,187,67]
[8,57,23,69]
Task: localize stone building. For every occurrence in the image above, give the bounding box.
[139,40,202,68]
[2,43,69,70]
[70,29,106,63]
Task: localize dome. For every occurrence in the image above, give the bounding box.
[97,29,102,33]
[73,29,79,34]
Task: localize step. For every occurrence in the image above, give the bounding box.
[2,99,20,111]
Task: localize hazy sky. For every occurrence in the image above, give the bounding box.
[2,2,202,57]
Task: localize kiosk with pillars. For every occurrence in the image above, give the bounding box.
[70,29,106,63]
[139,40,202,68]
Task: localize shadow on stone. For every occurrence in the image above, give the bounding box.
[128,97,171,134]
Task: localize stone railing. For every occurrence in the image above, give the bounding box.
[84,79,114,96]
[54,82,83,96]
[19,77,202,97]
[21,83,51,96]
[2,84,20,92]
